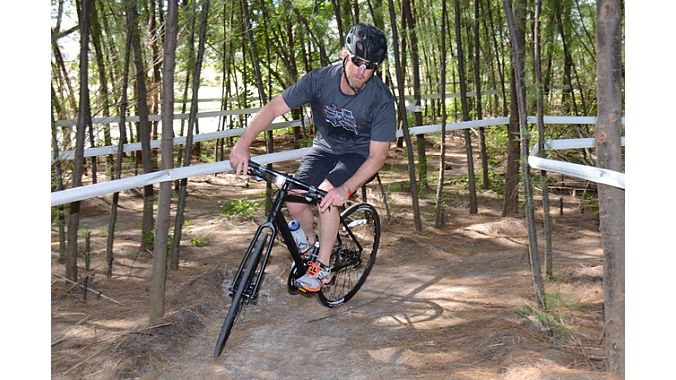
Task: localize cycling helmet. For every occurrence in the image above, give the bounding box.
[345,23,387,65]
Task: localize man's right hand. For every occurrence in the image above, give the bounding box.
[229,142,251,177]
[228,95,292,177]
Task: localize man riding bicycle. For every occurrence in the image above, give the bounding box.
[229,23,396,293]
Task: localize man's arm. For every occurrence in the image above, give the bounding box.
[229,95,291,176]
[341,140,390,194]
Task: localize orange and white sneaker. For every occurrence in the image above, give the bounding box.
[295,261,331,293]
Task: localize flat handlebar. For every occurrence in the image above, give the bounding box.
[247,160,327,202]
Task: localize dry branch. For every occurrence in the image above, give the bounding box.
[51,315,91,346]
[52,272,122,305]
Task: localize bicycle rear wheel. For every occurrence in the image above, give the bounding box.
[213,233,267,357]
[317,203,380,307]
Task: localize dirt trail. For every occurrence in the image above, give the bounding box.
[51,139,610,379]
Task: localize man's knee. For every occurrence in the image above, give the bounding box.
[287,201,309,215]
[318,179,335,192]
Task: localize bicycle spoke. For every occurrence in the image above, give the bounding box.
[318,203,380,307]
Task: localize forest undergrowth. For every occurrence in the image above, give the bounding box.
[51,133,610,379]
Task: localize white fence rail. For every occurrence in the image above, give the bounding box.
[50,115,625,207]
[53,107,263,127]
[528,137,625,189]
[53,119,303,161]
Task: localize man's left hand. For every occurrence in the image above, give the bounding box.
[319,186,350,213]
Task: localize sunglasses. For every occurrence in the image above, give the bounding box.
[350,55,378,70]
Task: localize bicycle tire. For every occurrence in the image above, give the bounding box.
[213,233,267,357]
[317,203,380,307]
[287,262,302,295]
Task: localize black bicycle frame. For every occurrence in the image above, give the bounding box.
[228,161,325,301]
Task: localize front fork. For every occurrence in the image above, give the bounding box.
[228,222,275,300]
[228,190,310,301]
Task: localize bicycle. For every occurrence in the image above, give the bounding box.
[213,160,381,357]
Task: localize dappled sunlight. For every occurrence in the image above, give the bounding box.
[373,310,466,330]
[456,218,528,240]
[89,317,145,331]
[179,259,208,268]
[366,345,464,368]
[51,128,609,378]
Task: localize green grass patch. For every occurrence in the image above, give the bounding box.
[515,288,593,344]
[544,290,586,312]
[219,198,261,219]
[190,234,211,247]
[143,230,154,248]
[515,303,572,343]
[386,180,411,193]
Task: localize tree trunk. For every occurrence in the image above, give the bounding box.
[51,85,67,263]
[86,108,98,184]
[129,0,156,251]
[217,0,227,160]
[150,0,179,323]
[387,0,422,232]
[485,0,508,114]
[454,0,478,214]
[353,0,360,23]
[504,0,545,309]
[473,0,490,190]
[149,0,163,167]
[555,1,576,115]
[402,0,428,192]
[52,42,79,118]
[66,0,94,282]
[171,0,210,270]
[501,76,520,216]
[366,0,385,30]
[480,5,499,116]
[573,0,596,65]
[106,21,133,278]
[241,0,273,212]
[596,0,625,375]
[434,0,448,228]
[89,3,113,178]
[99,2,122,87]
[331,0,345,43]
[534,0,554,279]
[176,0,196,172]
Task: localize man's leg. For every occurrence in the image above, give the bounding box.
[287,148,335,247]
[316,180,340,266]
[295,154,366,292]
[286,201,316,246]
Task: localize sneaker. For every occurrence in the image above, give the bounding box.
[295,261,331,293]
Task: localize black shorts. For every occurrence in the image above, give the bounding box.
[293,147,366,189]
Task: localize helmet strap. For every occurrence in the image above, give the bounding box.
[341,57,368,95]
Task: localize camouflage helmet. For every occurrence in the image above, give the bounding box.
[345,23,387,65]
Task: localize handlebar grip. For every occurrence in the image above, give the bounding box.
[247,160,260,169]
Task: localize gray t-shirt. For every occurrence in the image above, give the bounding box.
[282,62,396,157]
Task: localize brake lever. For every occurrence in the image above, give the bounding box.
[247,166,265,182]
[304,188,319,203]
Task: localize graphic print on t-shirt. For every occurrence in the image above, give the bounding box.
[324,104,359,135]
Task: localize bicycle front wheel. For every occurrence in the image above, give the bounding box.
[213,233,267,357]
[318,203,380,307]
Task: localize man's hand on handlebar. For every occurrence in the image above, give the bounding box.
[319,186,349,214]
[229,142,251,177]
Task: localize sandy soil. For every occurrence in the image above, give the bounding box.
[51,135,612,379]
